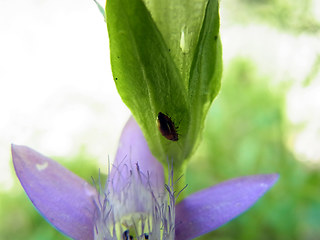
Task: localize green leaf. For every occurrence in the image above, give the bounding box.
[106,0,190,168]
[186,0,223,157]
[105,0,222,170]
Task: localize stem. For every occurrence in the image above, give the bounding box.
[164,162,187,203]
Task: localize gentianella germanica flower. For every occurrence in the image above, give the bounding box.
[94,117,175,240]
[12,117,278,240]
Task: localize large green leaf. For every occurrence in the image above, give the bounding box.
[106,0,190,168]
[105,0,222,170]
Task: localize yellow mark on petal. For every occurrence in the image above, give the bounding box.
[36,162,48,171]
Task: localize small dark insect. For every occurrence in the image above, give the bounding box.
[157,112,179,141]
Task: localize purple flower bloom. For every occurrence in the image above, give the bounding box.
[12,117,278,240]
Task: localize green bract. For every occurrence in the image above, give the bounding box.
[106,0,222,169]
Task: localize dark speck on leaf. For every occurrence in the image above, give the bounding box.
[214,35,218,40]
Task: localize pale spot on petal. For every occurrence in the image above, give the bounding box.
[84,182,97,198]
[36,162,48,171]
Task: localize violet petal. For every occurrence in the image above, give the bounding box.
[12,144,97,240]
[175,174,279,240]
[108,116,164,193]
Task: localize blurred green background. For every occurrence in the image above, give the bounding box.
[188,58,320,240]
[1,0,320,239]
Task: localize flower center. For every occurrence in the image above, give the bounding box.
[111,212,152,239]
[93,165,176,240]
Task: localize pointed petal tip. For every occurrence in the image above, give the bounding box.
[271,172,280,181]
[256,173,280,190]
[11,144,31,163]
[11,143,22,151]
[269,173,280,184]
[11,143,20,158]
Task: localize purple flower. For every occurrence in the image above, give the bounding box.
[12,117,278,240]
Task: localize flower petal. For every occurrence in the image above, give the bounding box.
[175,174,279,240]
[12,144,97,240]
[108,116,164,193]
